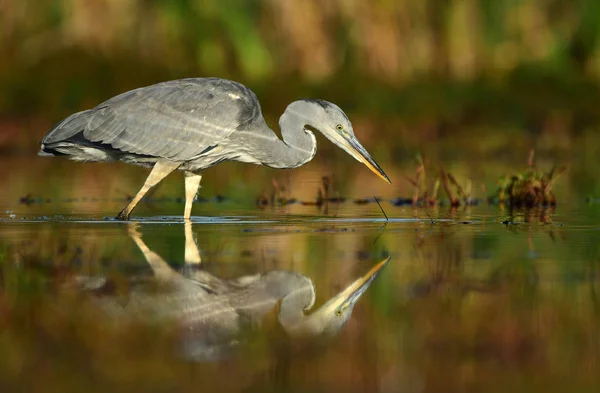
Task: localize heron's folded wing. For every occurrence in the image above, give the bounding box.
[83,79,259,161]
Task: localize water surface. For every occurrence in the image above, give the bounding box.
[1,158,599,393]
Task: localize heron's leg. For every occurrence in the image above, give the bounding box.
[183,171,202,220]
[127,223,180,282]
[184,220,201,265]
[117,159,180,220]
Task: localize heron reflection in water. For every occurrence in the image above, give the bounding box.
[91,223,389,360]
[39,78,391,219]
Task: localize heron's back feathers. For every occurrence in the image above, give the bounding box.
[39,78,266,164]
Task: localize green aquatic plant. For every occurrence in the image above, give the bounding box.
[497,150,566,208]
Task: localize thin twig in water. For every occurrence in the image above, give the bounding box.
[372,197,388,246]
[425,211,435,225]
[374,196,388,221]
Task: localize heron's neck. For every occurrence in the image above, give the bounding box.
[277,287,324,338]
[256,110,317,169]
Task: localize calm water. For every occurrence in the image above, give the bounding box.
[1,157,600,393]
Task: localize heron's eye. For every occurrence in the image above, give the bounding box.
[335,124,344,131]
[335,310,342,317]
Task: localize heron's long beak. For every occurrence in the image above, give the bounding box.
[344,136,391,184]
[318,256,390,316]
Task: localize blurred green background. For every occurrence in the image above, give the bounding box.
[2,0,600,149]
[1,0,600,200]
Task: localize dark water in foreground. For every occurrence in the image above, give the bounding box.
[1,160,600,393]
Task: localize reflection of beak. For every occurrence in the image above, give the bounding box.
[318,256,390,315]
[345,136,391,184]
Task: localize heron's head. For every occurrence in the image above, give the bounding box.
[285,100,391,184]
[278,256,390,339]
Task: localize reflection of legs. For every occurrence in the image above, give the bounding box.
[127,223,179,282]
[184,171,202,220]
[184,220,201,265]
[117,160,180,220]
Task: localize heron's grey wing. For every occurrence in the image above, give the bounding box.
[82,79,260,161]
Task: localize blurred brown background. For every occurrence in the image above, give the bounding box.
[1,0,599,198]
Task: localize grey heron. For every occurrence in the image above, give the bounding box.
[39,78,391,219]
[87,223,389,360]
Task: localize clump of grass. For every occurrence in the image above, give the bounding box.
[401,153,478,208]
[440,169,475,207]
[402,153,436,206]
[496,150,566,208]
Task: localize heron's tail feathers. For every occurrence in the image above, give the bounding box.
[42,110,94,145]
[38,110,111,160]
[39,110,94,156]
